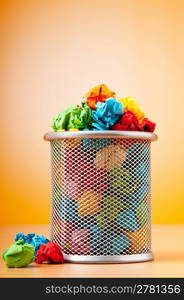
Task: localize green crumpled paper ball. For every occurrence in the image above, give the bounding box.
[95,196,128,228]
[2,239,35,268]
[136,200,149,228]
[52,102,92,131]
[110,167,137,195]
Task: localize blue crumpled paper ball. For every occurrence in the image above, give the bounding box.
[134,162,149,179]
[15,233,49,255]
[117,209,138,232]
[82,138,112,151]
[108,233,129,255]
[90,225,129,254]
[58,196,79,222]
[126,143,149,168]
[90,225,103,249]
[92,98,123,130]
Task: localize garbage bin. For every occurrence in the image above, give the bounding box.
[44,131,157,263]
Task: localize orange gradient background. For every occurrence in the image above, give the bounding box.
[0,0,184,225]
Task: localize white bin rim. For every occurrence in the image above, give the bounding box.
[44,130,158,141]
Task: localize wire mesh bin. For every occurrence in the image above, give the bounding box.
[44,131,157,263]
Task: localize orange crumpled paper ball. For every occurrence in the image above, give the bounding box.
[83,84,115,109]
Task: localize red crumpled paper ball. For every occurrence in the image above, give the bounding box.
[138,117,156,132]
[63,150,107,199]
[112,111,140,131]
[112,111,156,132]
[120,111,139,126]
[36,241,64,264]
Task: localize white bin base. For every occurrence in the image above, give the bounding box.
[64,253,154,264]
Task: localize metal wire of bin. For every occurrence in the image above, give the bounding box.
[44,131,158,263]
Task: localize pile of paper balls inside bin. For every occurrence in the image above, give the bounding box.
[2,84,156,268]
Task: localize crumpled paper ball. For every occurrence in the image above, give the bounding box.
[112,111,140,131]
[110,166,137,195]
[106,232,129,255]
[90,225,103,250]
[63,149,107,198]
[136,200,149,228]
[90,226,129,254]
[52,102,92,131]
[118,96,145,123]
[92,98,123,130]
[138,117,156,132]
[62,138,81,149]
[82,137,112,151]
[70,229,91,254]
[63,148,92,181]
[84,166,107,194]
[133,162,149,180]
[117,209,138,232]
[95,196,128,228]
[36,241,64,264]
[58,196,78,222]
[15,233,49,255]
[94,144,127,170]
[125,181,149,209]
[77,190,102,217]
[83,84,115,110]
[126,143,149,168]
[2,239,35,268]
[63,177,82,200]
[53,161,64,187]
[62,148,92,199]
[112,111,156,132]
[126,226,149,252]
[63,165,107,200]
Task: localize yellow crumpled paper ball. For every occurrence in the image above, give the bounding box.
[119,96,145,123]
[77,190,102,217]
[125,226,149,252]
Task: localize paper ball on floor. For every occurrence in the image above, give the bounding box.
[2,240,35,268]
[94,144,127,170]
[36,242,64,264]
[15,233,49,256]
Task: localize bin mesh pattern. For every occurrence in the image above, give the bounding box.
[50,137,151,256]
